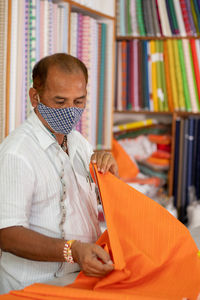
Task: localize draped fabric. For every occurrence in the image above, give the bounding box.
[2,164,200,299]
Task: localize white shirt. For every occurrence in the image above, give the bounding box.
[0,111,101,294]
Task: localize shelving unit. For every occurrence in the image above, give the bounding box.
[114,1,200,214]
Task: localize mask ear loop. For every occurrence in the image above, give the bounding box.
[37,94,41,103]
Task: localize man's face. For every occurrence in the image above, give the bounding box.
[39,65,87,109]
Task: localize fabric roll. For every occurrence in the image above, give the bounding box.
[126,41,131,109]
[147,41,154,111]
[136,0,146,36]
[165,0,176,35]
[133,39,139,110]
[182,39,198,112]
[195,39,200,74]
[177,39,192,111]
[150,40,158,111]
[155,0,163,35]
[159,41,168,111]
[143,40,150,110]
[126,0,132,35]
[97,23,107,149]
[173,40,185,111]
[185,0,197,35]
[150,0,161,36]
[121,41,127,110]
[119,0,126,35]
[190,0,199,34]
[130,0,139,36]
[143,0,154,36]
[116,42,122,111]
[194,0,200,32]
[167,39,179,111]
[180,0,193,35]
[190,39,200,108]
[173,0,187,36]
[129,41,134,109]
[166,0,180,35]
[163,40,173,112]
[157,0,172,36]
[155,40,163,111]
[137,40,142,109]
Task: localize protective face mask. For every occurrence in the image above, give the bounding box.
[37,102,84,135]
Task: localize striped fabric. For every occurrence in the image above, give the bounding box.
[117,0,200,36]
[0,0,8,142]
[115,38,200,113]
[180,0,193,35]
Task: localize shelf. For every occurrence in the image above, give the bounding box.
[114,110,200,116]
[69,0,115,19]
[114,110,173,115]
[116,35,200,41]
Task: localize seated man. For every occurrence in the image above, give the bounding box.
[0,53,118,294]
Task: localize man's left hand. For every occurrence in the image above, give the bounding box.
[91,151,119,177]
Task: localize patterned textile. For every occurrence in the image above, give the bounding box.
[0,0,8,142]
[37,103,84,135]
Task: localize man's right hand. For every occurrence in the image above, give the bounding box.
[71,241,114,277]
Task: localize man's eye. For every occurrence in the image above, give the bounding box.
[56,100,65,104]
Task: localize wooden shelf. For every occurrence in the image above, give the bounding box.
[116,35,200,41]
[114,110,173,115]
[114,110,200,116]
[68,0,115,19]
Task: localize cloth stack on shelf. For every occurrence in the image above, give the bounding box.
[112,119,172,204]
[117,0,200,37]
[116,38,200,112]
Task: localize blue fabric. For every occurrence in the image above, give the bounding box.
[37,103,84,135]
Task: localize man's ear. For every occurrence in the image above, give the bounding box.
[29,88,39,108]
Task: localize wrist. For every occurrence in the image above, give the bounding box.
[63,240,76,263]
[71,240,81,263]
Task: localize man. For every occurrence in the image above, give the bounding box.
[0,53,118,294]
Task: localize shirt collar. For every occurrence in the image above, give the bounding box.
[27,111,57,150]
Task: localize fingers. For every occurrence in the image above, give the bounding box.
[93,243,113,264]
[91,151,119,177]
[82,253,113,277]
[71,241,114,277]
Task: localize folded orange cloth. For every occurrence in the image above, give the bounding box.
[112,138,139,180]
[2,165,200,300]
[148,134,171,145]
[146,156,170,167]
[151,150,171,159]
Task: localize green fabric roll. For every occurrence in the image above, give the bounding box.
[136,0,146,36]
[177,39,192,111]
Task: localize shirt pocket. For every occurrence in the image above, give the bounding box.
[76,174,98,219]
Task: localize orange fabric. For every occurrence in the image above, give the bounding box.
[146,156,170,167]
[112,138,139,180]
[2,165,200,300]
[148,134,171,145]
[151,150,170,159]
[123,176,161,187]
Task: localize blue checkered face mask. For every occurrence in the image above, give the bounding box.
[37,102,84,135]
